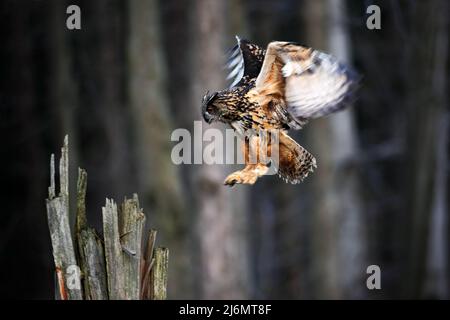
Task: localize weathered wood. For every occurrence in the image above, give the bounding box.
[145,229,157,265]
[75,168,88,298]
[102,198,125,299]
[46,135,83,300]
[76,168,88,233]
[49,153,55,199]
[59,135,69,204]
[47,135,169,300]
[119,194,146,299]
[150,247,169,300]
[54,271,62,300]
[80,228,108,300]
[75,168,109,300]
[141,229,157,299]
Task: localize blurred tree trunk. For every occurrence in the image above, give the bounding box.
[248,2,308,298]
[188,0,251,299]
[302,0,367,299]
[72,0,135,216]
[127,0,192,299]
[159,0,192,131]
[246,0,280,44]
[326,0,368,299]
[48,0,80,224]
[228,0,249,36]
[425,113,448,299]
[403,0,448,299]
[423,1,449,297]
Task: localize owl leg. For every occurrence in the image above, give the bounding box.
[224,135,269,186]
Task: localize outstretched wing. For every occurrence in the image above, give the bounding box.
[255,41,359,121]
[226,36,266,88]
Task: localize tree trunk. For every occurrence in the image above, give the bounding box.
[127,0,192,299]
[403,0,448,298]
[188,0,251,299]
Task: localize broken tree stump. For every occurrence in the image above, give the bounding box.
[45,135,169,300]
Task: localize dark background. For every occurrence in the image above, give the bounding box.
[0,0,448,299]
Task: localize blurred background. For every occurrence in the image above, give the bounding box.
[0,0,448,299]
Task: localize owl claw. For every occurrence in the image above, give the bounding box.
[224,177,237,187]
[224,173,241,186]
[224,168,264,186]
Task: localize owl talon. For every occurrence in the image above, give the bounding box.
[224,169,262,186]
[224,174,240,186]
[224,178,237,187]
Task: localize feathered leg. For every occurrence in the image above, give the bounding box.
[224,135,269,186]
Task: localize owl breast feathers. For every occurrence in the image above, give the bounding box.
[201,36,360,186]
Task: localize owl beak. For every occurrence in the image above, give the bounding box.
[201,90,217,124]
[203,111,213,124]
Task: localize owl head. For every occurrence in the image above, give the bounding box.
[201,90,242,124]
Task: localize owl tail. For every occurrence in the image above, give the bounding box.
[275,132,317,184]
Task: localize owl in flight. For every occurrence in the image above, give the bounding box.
[202,36,359,186]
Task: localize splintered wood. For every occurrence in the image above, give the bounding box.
[45,135,169,300]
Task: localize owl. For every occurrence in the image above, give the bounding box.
[201,36,359,186]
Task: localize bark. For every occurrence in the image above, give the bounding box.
[149,247,169,300]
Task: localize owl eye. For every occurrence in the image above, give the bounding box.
[206,105,214,113]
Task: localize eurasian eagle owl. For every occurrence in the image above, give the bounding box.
[202,36,359,186]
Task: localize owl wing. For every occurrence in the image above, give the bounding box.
[255,41,359,122]
[226,36,266,88]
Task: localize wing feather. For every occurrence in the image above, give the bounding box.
[225,36,266,88]
[255,41,359,122]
